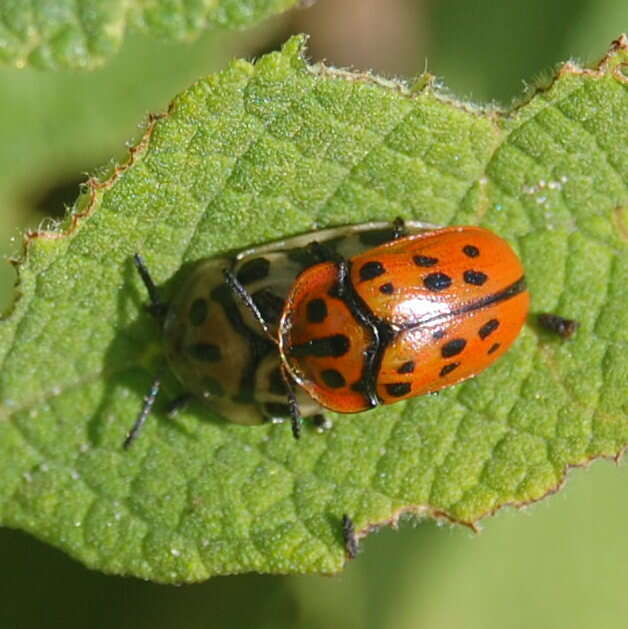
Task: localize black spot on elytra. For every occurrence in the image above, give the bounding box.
[252,289,285,325]
[479,318,500,340]
[441,338,467,358]
[413,255,439,267]
[290,334,350,358]
[424,272,452,291]
[304,241,336,264]
[379,282,394,295]
[488,342,501,354]
[286,245,323,268]
[188,343,221,362]
[463,270,488,286]
[439,362,460,377]
[463,244,480,258]
[237,257,270,285]
[385,382,411,397]
[397,360,415,374]
[306,298,328,323]
[432,329,445,340]
[269,368,287,396]
[264,402,291,417]
[189,297,208,326]
[359,260,386,282]
[320,369,346,389]
[210,282,233,306]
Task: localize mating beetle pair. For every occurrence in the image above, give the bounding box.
[125,218,539,447]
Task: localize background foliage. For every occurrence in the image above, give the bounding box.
[0,0,626,626]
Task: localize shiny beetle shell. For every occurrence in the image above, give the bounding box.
[278,226,529,412]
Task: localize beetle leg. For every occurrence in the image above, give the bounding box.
[280,365,302,439]
[133,253,168,320]
[123,376,161,449]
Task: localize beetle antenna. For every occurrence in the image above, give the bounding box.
[123,375,161,449]
[223,268,277,343]
[133,254,167,320]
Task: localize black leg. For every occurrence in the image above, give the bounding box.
[332,259,349,297]
[342,514,359,559]
[281,365,302,440]
[123,376,161,449]
[133,253,167,319]
[392,216,407,240]
[223,268,276,342]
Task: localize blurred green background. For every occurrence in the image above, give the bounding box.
[1,0,626,626]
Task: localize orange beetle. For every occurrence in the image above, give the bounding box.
[278,226,529,414]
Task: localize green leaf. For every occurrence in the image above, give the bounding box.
[0,0,298,70]
[1,35,627,582]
